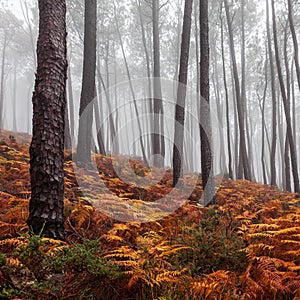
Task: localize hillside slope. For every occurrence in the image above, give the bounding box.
[0,131,299,299]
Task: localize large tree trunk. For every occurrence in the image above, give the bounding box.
[271,0,300,194]
[28,0,67,239]
[200,0,214,205]
[173,0,193,187]
[76,0,97,163]
[223,0,251,181]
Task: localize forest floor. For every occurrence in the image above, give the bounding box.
[0,130,300,299]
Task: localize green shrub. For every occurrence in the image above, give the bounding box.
[172,210,248,276]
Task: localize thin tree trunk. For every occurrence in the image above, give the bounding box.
[152,0,165,167]
[67,62,75,144]
[260,53,269,185]
[224,0,251,180]
[240,0,252,180]
[19,0,37,69]
[113,1,148,166]
[287,0,300,91]
[271,0,300,194]
[104,40,117,150]
[94,88,106,155]
[278,95,286,189]
[231,66,239,179]
[266,0,277,187]
[285,134,291,192]
[200,0,214,205]
[212,46,225,173]
[0,33,7,129]
[12,61,17,132]
[137,0,153,159]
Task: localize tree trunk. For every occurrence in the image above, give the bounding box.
[271,0,300,194]
[212,46,225,174]
[173,0,193,187]
[220,12,233,179]
[260,54,268,185]
[200,0,214,205]
[224,0,251,181]
[152,0,165,167]
[287,0,300,91]
[67,62,75,144]
[113,1,148,166]
[12,61,17,132]
[266,0,277,187]
[28,0,67,239]
[240,0,252,180]
[77,0,97,163]
[0,33,7,129]
[94,89,106,155]
[19,0,37,69]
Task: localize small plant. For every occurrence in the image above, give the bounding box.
[105,230,189,300]
[173,210,247,276]
[53,239,123,299]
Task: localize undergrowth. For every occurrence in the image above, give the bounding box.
[0,131,299,299]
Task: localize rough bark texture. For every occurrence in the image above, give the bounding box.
[173,0,193,187]
[200,0,215,205]
[28,0,67,239]
[76,0,97,163]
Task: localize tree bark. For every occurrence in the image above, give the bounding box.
[271,0,300,194]
[200,0,215,205]
[28,0,67,239]
[76,0,97,163]
[173,0,193,187]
